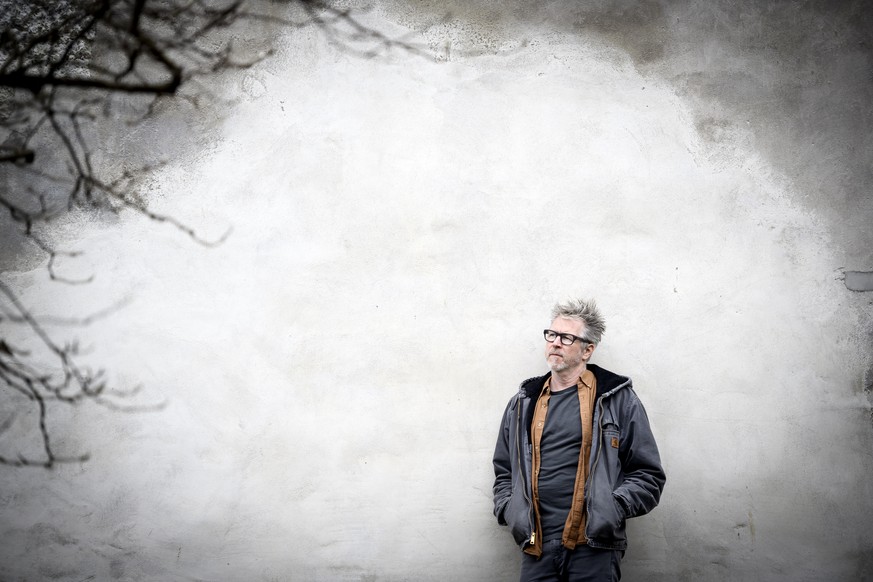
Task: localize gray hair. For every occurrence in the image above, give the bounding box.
[550,298,606,344]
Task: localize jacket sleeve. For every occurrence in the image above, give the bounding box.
[492,398,514,525]
[614,390,666,519]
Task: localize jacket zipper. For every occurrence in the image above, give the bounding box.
[584,382,630,539]
[584,394,607,538]
[516,396,535,545]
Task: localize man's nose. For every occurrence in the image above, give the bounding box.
[549,337,563,346]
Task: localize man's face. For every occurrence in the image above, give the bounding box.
[544,317,596,373]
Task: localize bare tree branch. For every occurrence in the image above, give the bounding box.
[1,0,432,468]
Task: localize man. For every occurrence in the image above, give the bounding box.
[492,299,665,582]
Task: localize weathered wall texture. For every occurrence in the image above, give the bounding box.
[2,1,872,580]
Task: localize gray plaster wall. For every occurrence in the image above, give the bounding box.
[2,1,873,580]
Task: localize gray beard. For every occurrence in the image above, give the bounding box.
[549,360,569,372]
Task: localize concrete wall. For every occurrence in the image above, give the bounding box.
[2,1,872,580]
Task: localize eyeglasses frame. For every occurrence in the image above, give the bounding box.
[543,329,590,346]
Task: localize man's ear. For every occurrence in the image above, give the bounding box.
[583,342,597,362]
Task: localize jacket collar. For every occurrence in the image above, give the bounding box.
[518,363,630,400]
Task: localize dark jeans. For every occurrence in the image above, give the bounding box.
[520,540,624,582]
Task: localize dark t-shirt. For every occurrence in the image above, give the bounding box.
[537,387,583,541]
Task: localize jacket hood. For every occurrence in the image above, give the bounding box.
[518,363,630,400]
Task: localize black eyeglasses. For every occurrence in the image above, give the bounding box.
[543,329,589,346]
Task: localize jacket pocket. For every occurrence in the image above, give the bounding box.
[586,490,626,542]
[505,491,532,547]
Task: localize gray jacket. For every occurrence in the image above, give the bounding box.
[492,364,666,551]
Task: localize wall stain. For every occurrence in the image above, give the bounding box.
[570,1,667,66]
[844,270,873,292]
[732,511,755,543]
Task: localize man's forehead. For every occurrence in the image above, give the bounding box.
[550,317,586,333]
